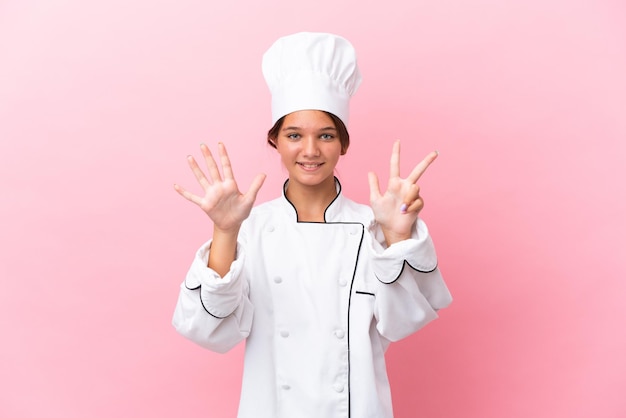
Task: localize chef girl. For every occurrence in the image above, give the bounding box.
[172,32,452,418]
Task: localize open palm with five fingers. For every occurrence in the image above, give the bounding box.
[174,143,266,233]
[368,140,438,246]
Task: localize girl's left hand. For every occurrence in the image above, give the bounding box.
[368,141,438,246]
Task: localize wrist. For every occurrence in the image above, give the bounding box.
[213,224,241,238]
[382,230,411,246]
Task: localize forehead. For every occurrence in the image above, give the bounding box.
[282,110,336,129]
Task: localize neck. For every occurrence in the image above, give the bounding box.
[285,177,338,222]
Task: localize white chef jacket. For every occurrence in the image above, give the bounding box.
[173,180,452,418]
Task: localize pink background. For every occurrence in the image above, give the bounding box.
[1,0,625,417]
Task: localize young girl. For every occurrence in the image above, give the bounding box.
[173,32,452,418]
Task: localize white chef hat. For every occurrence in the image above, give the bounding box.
[262,32,362,126]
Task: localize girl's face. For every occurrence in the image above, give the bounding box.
[274,110,343,191]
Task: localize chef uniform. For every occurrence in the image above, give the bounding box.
[173,32,452,418]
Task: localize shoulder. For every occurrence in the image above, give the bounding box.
[250,196,283,215]
[335,194,375,224]
[341,195,371,213]
[242,196,285,229]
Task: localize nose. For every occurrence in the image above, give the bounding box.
[302,136,320,157]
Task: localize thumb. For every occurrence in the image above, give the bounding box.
[243,173,266,205]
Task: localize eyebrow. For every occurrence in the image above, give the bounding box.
[281,126,337,131]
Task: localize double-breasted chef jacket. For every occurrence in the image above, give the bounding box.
[173,179,452,418]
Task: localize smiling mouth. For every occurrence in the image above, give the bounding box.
[297,162,324,170]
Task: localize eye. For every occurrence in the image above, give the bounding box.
[287,133,300,140]
[320,134,335,141]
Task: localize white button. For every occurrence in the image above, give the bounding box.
[280,330,290,338]
[281,384,290,390]
[338,279,347,287]
[350,229,358,236]
[274,276,282,284]
[334,330,345,339]
[333,383,344,393]
[268,226,275,232]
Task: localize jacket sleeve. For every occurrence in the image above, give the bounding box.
[366,218,452,342]
[172,240,254,353]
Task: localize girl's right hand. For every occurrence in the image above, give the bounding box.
[174,143,266,232]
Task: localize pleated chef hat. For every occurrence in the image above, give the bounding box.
[262,32,362,126]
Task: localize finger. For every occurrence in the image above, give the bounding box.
[173,183,202,205]
[243,173,267,205]
[405,197,424,214]
[389,140,400,179]
[187,155,211,189]
[218,142,235,180]
[368,172,382,201]
[402,184,420,205]
[407,150,438,184]
[200,143,223,183]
